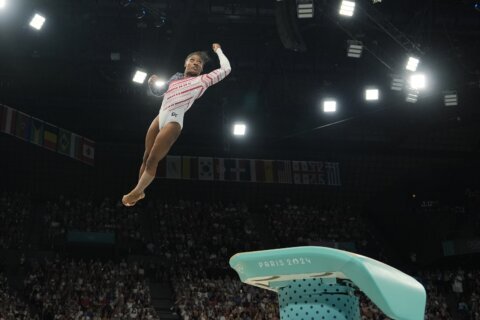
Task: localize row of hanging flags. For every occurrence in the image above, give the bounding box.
[156,156,342,186]
[0,104,95,166]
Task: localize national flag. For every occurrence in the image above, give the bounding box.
[43,122,58,151]
[276,160,292,184]
[199,157,214,181]
[0,105,5,132]
[1,106,16,135]
[317,161,326,185]
[166,156,181,179]
[81,138,95,166]
[214,158,225,181]
[264,160,275,183]
[14,111,31,141]
[325,162,342,186]
[293,161,326,185]
[255,160,266,182]
[71,133,82,159]
[182,156,198,180]
[224,158,238,181]
[29,117,44,146]
[58,128,72,156]
[238,159,254,182]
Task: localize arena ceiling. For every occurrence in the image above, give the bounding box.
[0,0,479,158]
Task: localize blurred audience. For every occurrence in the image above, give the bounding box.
[0,192,31,250]
[22,257,158,320]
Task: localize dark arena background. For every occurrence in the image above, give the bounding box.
[1,0,480,319]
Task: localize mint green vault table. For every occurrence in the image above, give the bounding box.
[229,246,426,320]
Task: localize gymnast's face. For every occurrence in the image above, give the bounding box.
[184,54,204,77]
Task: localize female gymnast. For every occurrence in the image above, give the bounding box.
[122,43,231,206]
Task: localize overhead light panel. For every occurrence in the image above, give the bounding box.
[0,0,6,9]
[323,100,337,113]
[444,91,458,106]
[406,56,420,72]
[365,88,379,101]
[233,123,247,136]
[406,91,419,103]
[339,1,356,17]
[347,40,363,58]
[29,14,46,30]
[409,73,426,90]
[297,0,314,18]
[132,70,148,84]
[391,75,405,91]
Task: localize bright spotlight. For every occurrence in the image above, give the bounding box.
[132,70,148,84]
[444,91,458,106]
[0,0,6,9]
[339,1,356,17]
[29,14,46,30]
[233,123,246,136]
[297,0,314,18]
[347,40,363,58]
[365,89,379,101]
[323,100,337,113]
[409,74,426,90]
[406,56,420,72]
[391,75,405,91]
[406,91,419,103]
[155,80,166,87]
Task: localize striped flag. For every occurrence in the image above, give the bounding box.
[29,117,44,146]
[182,156,198,180]
[14,111,31,141]
[325,162,342,186]
[43,122,58,151]
[276,160,292,184]
[198,157,214,181]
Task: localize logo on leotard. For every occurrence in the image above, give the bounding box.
[171,112,178,117]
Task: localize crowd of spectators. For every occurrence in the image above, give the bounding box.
[4,192,480,319]
[42,196,145,249]
[264,201,386,260]
[0,192,31,250]
[0,272,32,319]
[149,200,261,277]
[172,276,279,320]
[21,257,158,320]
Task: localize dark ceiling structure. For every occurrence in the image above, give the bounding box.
[1,0,479,158]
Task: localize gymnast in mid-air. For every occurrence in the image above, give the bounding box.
[122,43,231,206]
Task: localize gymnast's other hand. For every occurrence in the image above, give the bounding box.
[148,75,159,85]
[212,43,221,52]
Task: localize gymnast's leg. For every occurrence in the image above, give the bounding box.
[122,121,182,206]
[139,116,160,180]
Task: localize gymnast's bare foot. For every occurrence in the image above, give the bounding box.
[122,192,145,207]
